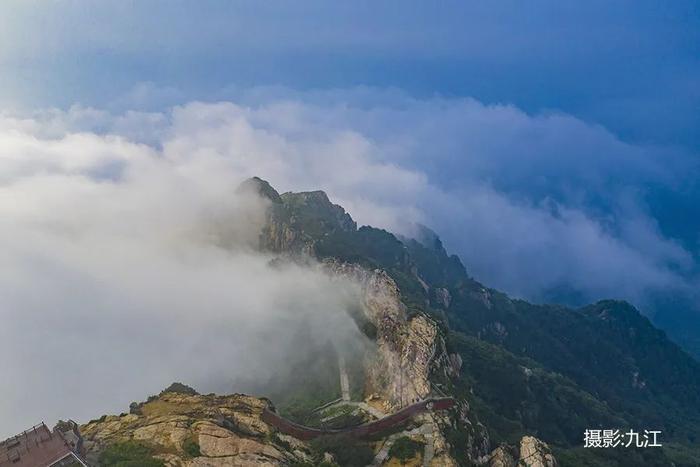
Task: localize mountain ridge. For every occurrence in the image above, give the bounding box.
[75,178,700,467]
[248,177,700,466]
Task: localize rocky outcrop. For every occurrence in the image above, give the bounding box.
[236,177,283,204]
[280,191,357,233]
[322,261,436,410]
[487,437,557,467]
[323,260,491,464]
[80,392,311,466]
[488,445,517,467]
[434,287,452,309]
[518,436,557,467]
[242,177,357,255]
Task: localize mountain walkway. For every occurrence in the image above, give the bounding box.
[261,397,455,441]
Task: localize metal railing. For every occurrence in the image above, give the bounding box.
[0,422,56,464]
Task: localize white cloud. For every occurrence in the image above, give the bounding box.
[0,116,366,436]
[1,92,697,434]
[4,95,694,302]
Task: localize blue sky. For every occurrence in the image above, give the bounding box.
[2,1,698,148]
[1,1,699,351]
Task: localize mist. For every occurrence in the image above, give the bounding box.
[0,120,368,437]
[2,90,698,434]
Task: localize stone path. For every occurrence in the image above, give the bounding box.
[262,398,454,441]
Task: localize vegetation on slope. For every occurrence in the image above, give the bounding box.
[250,178,700,465]
[98,441,165,467]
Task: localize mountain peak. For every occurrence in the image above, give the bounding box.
[280,190,357,232]
[236,176,282,203]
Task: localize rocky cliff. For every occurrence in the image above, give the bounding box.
[322,261,472,466]
[242,178,540,466]
[80,391,312,466]
[488,437,557,467]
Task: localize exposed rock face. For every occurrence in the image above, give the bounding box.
[53,419,85,456]
[236,177,283,204]
[434,287,452,309]
[245,177,357,255]
[281,191,357,233]
[471,287,493,310]
[323,261,436,410]
[81,392,311,466]
[487,437,556,467]
[323,260,491,464]
[195,423,280,462]
[518,436,557,467]
[366,312,438,409]
[448,353,463,378]
[488,444,517,467]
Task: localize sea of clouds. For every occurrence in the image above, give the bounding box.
[1,90,697,435]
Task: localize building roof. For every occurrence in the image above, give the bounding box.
[0,423,83,467]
